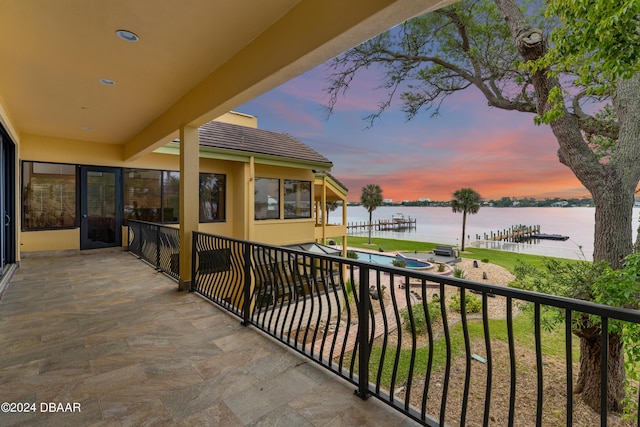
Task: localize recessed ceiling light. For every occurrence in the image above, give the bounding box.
[81,125,92,131]
[115,29,139,42]
[99,78,116,86]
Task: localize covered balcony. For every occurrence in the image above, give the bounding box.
[3,218,640,424]
[119,222,640,426]
[0,248,414,426]
[2,2,640,426]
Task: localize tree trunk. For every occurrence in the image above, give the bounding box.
[368,210,372,244]
[494,0,640,413]
[635,215,640,253]
[593,184,634,269]
[574,327,625,413]
[494,1,640,270]
[461,210,467,251]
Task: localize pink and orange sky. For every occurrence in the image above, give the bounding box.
[239,66,590,203]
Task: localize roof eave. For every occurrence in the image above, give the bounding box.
[155,142,332,171]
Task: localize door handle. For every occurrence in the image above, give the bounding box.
[4,214,9,226]
[83,214,88,218]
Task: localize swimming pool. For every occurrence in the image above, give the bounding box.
[352,251,433,269]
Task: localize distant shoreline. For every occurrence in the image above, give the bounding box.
[335,205,637,261]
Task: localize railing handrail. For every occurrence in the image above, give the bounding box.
[128,219,179,228]
[129,226,640,426]
[193,231,640,324]
[127,220,180,279]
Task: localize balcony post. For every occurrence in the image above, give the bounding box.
[155,224,161,269]
[241,242,252,326]
[190,232,197,292]
[178,125,199,291]
[321,175,327,244]
[355,265,371,400]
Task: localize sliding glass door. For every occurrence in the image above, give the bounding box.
[0,130,15,273]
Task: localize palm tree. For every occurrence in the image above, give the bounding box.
[451,188,481,252]
[360,184,383,244]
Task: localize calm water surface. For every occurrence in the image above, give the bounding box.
[333,206,640,261]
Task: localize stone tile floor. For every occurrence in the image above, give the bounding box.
[0,249,421,426]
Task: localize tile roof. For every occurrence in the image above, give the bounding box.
[324,171,348,192]
[198,121,332,168]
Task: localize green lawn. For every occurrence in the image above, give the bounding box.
[340,236,582,271]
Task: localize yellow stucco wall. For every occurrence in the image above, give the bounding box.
[254,164,312,180]
[18,134,323,253]
[214,111,258,128]
[21,229,79,252]
[254,220,315,246]
[21,134,179,169]
[20,135,238,252]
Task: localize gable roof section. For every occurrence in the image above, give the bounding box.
[198,121,332,169]
[323,171,349,193]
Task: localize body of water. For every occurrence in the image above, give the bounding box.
[331,206,640,261]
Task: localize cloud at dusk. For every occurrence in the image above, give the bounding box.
[239,61,590,202]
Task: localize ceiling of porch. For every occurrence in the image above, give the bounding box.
[0,0,454,160]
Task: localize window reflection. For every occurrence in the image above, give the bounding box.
[22,161,77,229]
[163,171,180,223]
[284,180,311,219]
[200,173,226,222]
[255,178,280,220]
[124,169,162,222]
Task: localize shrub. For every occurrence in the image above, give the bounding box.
[449,293,482,313]
[347,250,358,259]
[437,263,445,272]
[342,280,356,312]
[344,279,354,297]
[428,300,442,322]
[453,267,466,278]
[400,301,441,334]
[481,258,489,263]
[392,259,407,268]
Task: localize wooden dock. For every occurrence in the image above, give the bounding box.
[477,224,541,242]
[347,217,416,232]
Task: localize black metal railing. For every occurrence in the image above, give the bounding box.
[127,225,640,426]
[127,220,180,279]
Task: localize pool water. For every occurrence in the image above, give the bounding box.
[352,251,432,269]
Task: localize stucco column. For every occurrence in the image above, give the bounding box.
[321,176,327,244]
[246,157,255,241]
[342,200,347,257]
[178,125,199,291]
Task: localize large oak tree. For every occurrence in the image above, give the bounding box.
[326,0,640,413]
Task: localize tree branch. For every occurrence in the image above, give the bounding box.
[571,90,590,120]
[494,0,606,195]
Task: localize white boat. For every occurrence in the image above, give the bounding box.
[391,213,409,223]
